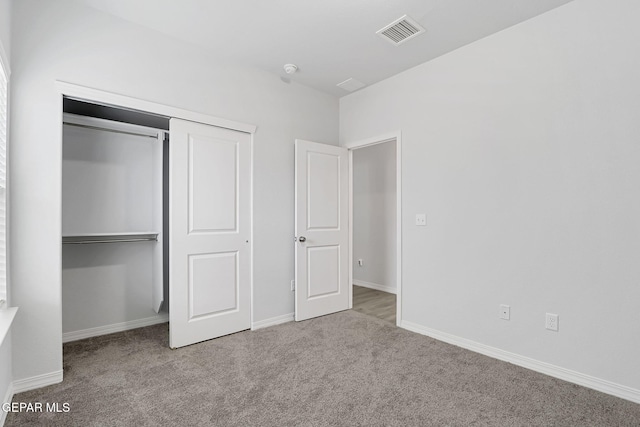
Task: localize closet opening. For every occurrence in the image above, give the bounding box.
[61,97,170,343]
[58,82,255,353]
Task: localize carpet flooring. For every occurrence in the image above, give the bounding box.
[6,310,640,426]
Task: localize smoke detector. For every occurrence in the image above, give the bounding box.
[376,15,425,46]
[283,64,298,74]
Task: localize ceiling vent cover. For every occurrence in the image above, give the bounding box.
[376,15,425,46]
[337,78,366,92]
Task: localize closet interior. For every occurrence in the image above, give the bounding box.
[61,98,170,342]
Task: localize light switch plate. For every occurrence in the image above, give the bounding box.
[500,304,510,320]
[416,214,426,226]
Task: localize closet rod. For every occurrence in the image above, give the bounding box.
[63,237,157,245]
[63,122,162,139]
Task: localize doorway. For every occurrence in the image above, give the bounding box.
[347,133,402,326]
[292,135,401,324]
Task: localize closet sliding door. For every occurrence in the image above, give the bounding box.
[169,119,251,348]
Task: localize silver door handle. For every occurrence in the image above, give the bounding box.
[297,236,306,242]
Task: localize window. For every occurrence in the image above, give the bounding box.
[0,57,7,304]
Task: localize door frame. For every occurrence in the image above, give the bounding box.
[55,81,257,345]
[344,131,402,326]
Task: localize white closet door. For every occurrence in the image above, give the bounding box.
[169,118,251,348]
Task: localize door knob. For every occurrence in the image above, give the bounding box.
[297,236,306,242]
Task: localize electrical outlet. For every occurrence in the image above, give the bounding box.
[415,214,427,226]
[499,304,510,320]
[546,313,559,331]
[358,259,363,267]
[290,280,295,291]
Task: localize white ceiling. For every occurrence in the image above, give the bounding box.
[80,0,573,97]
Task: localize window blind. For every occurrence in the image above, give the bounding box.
[0,60,7,302]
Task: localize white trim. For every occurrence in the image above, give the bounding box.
[12,370,63,394]
[251,313,294,330]
[396,134,402,326]
[0,308,17,346]
[62,314,168,343]
[343,131,400,150]
[401,320,640,404]
[63,113,165,137]
[347,147,357,311]
[55,81,257,134]
[249,134,255,331]
[0,382,13,426]
[353,280,397,295]
[346,130,402,326]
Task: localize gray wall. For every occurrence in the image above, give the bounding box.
[352,142,396,292]
[0,333,12,419]
[341,0,640,392]
[10,0,338,383]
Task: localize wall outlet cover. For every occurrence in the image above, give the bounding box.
[416,213,426,226]
[546,313,559,331]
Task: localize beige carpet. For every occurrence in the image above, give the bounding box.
[6,310,640,426]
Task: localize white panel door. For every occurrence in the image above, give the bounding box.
[295,139,349,321]
[169,118,251,348]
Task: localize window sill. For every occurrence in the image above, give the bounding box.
[0,307,17,345]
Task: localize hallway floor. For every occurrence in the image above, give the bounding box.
[352,285,396,324]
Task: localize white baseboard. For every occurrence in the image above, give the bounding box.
[401,320,640,404]
[353,280,397,295]
[12,370,63,394]
[62,314,169,343]
[252,313,294,330]
[0,382,13,426]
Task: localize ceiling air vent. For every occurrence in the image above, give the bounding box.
[376,15,425,46]
[337,78,366,92]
